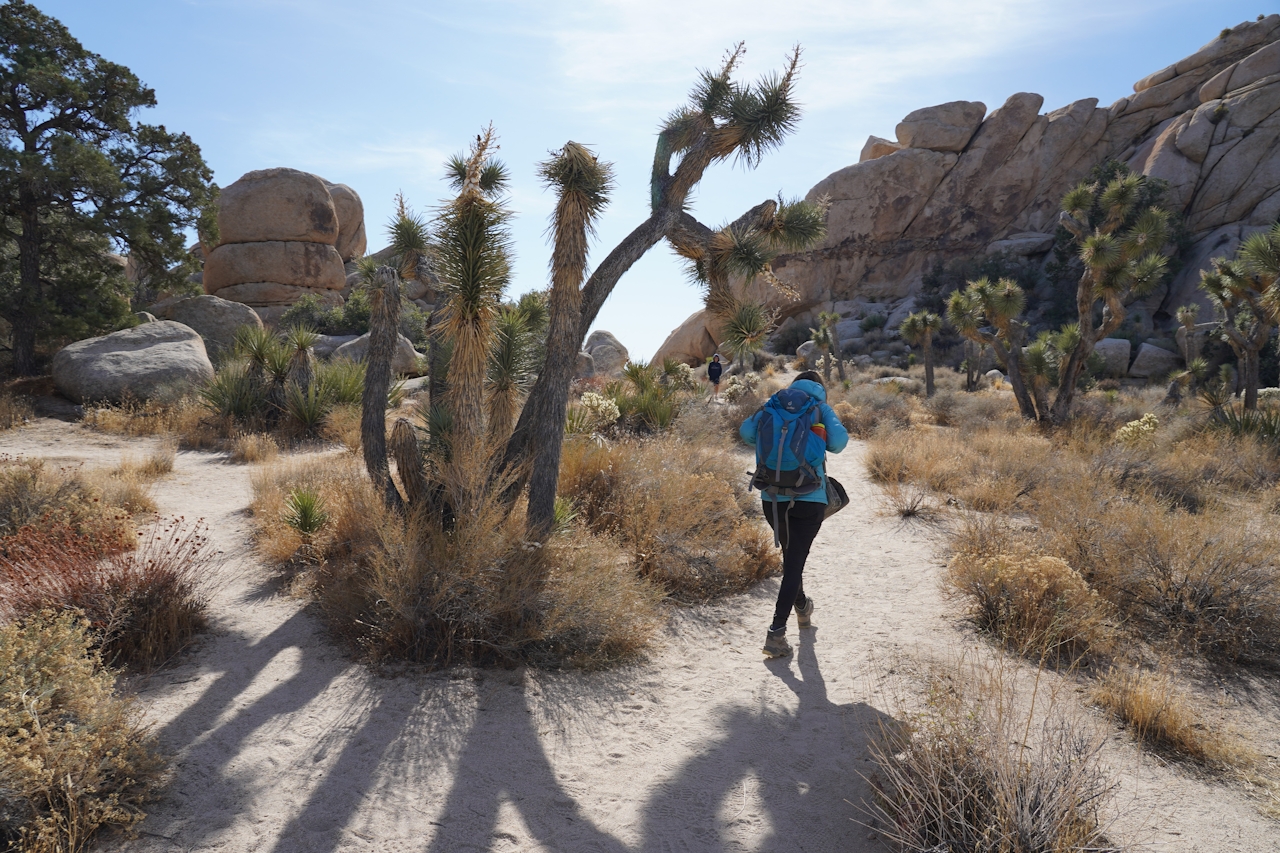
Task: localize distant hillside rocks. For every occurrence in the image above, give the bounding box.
[655,15,1280,366]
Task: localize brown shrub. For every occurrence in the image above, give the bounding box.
[0,519,212,670]
[229,433,279,465]
[321,403,363,453]
[944,539,1111,664]
[869,659,1121,853]
[0,610,164,852]
[558,436,779,601]
[81,396,223,448]
[1092,665,1251,769]
[0,391,33,430]
[0,460,135,554]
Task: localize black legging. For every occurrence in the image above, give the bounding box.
[761,498,826,632]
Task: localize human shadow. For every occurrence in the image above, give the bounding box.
[419,676,633,853]
[637,628,898,852]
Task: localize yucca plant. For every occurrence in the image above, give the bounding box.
[1198,227,1280,410]
[720,299,775,376]
[201,361,265,421]
[282,324,319,391]
[1051,161,1174,422]
[434,127,513,457]
[486,306,537,442]
[234,324,281,383]
[947,277,1038,420]
[284,381,328,436]
[898,310,942,396]
[316,358,365,406]
[284,487,329,539]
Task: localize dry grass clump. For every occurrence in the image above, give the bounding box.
[81,395,223,448]
[0,610,164,852]
[0,520,212,670]
[1092,665,1250,769]
[558,435,779,601]
[869,661,1121,853]
[319,502,660,668]
[251,454,659,668]
[250,454,385,567]
[229,433,279,465]
[321,403,363,452]
[944,537,1111,665]
[1035,487,1280,663]
[0,460,135,554]
[828,384,915,438]
[0,391,33,430]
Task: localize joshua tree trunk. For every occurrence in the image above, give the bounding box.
[362,267,404,512]
[389,417,428,506]
[821,346,832,384]
[993,340,1037,421]
[922,333,935,397]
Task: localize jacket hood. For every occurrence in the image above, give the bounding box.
[790,378,827,403]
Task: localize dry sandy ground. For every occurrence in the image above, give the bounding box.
[3,418,1278,852]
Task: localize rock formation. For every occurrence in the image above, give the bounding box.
[203,168,366,323]
[150,294,263,355]
[52,321,215,403]
[656,16,1280,371]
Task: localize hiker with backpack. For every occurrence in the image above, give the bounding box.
[740,370,849,658]
[707,354,724,400]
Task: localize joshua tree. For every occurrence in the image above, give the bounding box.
[433,128,513,447]
[520,141,613,536]
[946,277,1038,420]
[503,44,824,532]
[1200,250,1280,410]
[720,299,773,374]
[1050,164,1172,422]
[809,319,836,384]
[361,266,403,512]
[1176,303,1202,365]
[898,310,941,396]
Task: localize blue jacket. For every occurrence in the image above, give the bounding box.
[740,379,849,503]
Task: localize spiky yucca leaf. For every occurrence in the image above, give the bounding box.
[720,300,774,364]
[1128,252,1170,296]
[1099,174,1141,227]
[445,154,511,197]
[1123,207,1169,254]
[388,196,431,281]
[1061,183,1093,217]
[987,278,1026,323]
[1240,228,1280,285]
[1176,304,1200,328]
[768,196,828,251]
[899,310,941,345]
[946,289,982,336]
[486,308,536,441]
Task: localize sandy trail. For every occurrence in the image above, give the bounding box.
[3,419,1277,852]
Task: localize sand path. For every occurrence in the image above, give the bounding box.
[3,419,1277,852]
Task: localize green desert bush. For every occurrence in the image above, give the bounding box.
[0,610,165,852]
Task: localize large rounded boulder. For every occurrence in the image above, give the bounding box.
[216,167,338,246]
[156,294,263,355]
[52,321,214,404]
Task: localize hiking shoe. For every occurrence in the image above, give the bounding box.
[795,596,815,629]
[762,629,792,659]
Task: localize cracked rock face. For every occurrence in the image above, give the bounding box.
[657,15,1280,364]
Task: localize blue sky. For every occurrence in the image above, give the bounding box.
[35,0,1269,359]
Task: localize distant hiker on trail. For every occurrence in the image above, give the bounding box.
[740,370,849,659]
[707,354,724,400]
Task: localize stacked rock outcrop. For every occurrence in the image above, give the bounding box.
[655,16,1280,370]
[203,168,366,323]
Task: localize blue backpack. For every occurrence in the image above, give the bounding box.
[749,388,826,542]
